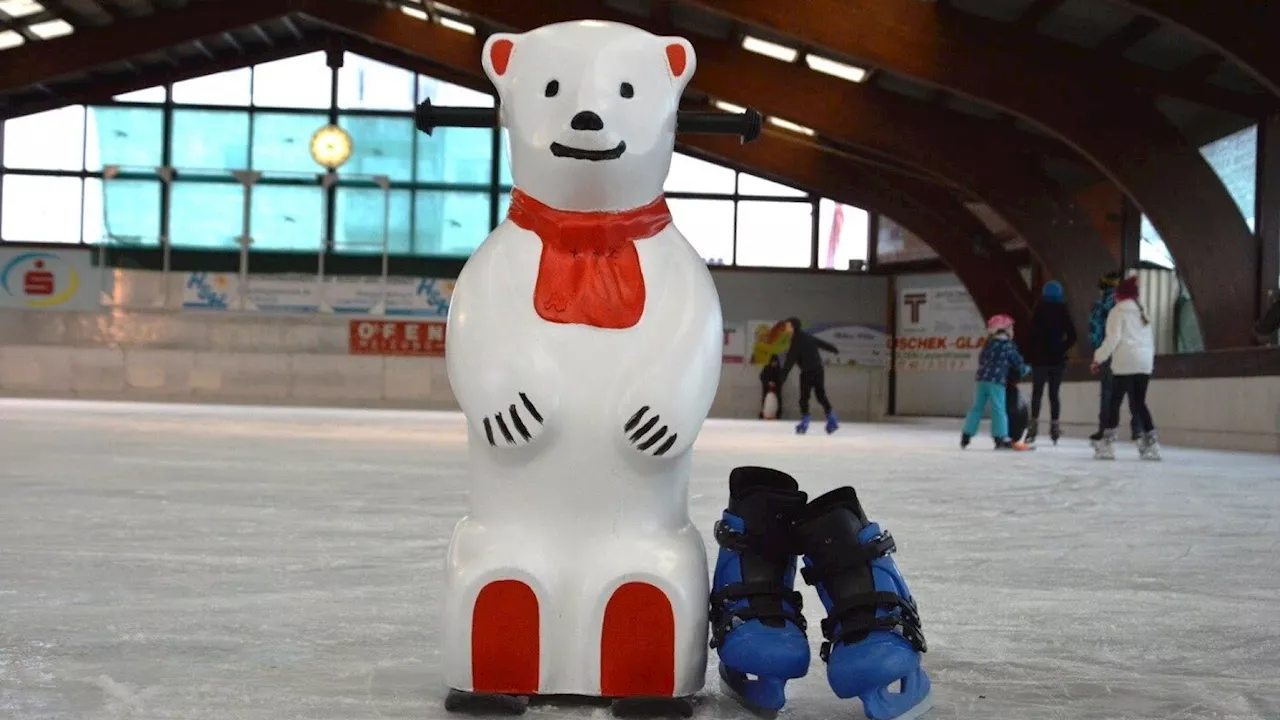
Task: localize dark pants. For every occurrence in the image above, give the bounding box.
[1106,373,1155,434]
[1097,361,1144,436]
[798,369,832,417]
[1030,365,1063,421]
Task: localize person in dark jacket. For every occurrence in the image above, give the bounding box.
[1026,280,1077,444]
[759,354,784,419]
[779,317,840,434]
[1089,272,1143,442]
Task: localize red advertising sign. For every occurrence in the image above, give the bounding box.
[348,319,447,356]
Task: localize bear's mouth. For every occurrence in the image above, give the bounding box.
[549,141,627,161]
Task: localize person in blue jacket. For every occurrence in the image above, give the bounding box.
[961,314,1031,450]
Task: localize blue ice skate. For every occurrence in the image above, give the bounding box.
[825,411,839,434]
[795,415,810,435]
[709,467,811,715]
[796,488,933,720]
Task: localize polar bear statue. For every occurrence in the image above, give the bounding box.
[440,19,723,712]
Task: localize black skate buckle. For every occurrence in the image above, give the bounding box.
[708,582,807,649]
[816,593,928,663]
[713,520,799,558]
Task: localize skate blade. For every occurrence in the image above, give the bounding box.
[610,696,694,718]
[718,673,785,718]
[445,689,530,715]
[865,689,934,720]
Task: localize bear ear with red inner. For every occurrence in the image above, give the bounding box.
[482,33,520,93]
[660,36,697,93]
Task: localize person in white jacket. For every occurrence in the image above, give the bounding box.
[1090,275,1160,460]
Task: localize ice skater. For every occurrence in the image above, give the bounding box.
[1026,280,1077,444]
[759,354,784,419]
[1089,272,1143,443]
[1090,276,1160,460]
[961,314,1032,450]
[779,317,840,434]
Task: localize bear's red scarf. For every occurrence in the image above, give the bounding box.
[507,188,671,330]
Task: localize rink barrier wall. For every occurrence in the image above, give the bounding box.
[0,267,891,421]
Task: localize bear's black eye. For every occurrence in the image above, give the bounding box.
[544,80,559,97]
[620,82,634,99]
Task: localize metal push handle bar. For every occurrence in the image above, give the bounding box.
[414,99,764,143]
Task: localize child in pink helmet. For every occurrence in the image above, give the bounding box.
[961,314,1031,450]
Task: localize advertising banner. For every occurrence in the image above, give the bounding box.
[746,319,889,368]
[722,322,748,363]
[348,319,447,356]
[0,247,103,311]
[183,272,453,317]
[894,285,987,372]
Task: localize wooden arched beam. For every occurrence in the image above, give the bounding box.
[684,133,1035,333]
[684,0,1259,348]
[430,0,1101,342]
[305,2,1035,332]
[1104,0,1280,97]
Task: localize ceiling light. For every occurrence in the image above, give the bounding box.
[0,0,44,19]
[439,16,475,35]
[768,116,814,136]
[714,100,746,114]
[431,2,461,13]
[741,34,798,63]
[804,53,868,82]
[400,5,428,20]
[28,18,73,39]
[0,29,24,49]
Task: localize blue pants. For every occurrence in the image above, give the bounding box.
[963,381,1009,439]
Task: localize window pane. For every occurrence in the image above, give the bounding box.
[171,109,250,172]
[250,184,325,250]
[417,75,493,185]
[172,67,252,106]
[1139,215,1174,269]
[497,189,512,227]
[341,114,414,182]
[85,106,163,171]
[170,181,244,248]
[83,178,161,245]
[664,152,735,194]
[417,74,493,107]
[253,51,332,109]
[1,175,83,242]
[334,186,413,254]
[114,86,165,103]
[414,190,489,256]
[418,127,492,185]
[876,217,936,264]
[735,200,813,268]
[252,112,329,175]
[499,128,513,186]
[338,54,414,111]
[817,199,870,269]
[3,105,85,171]
[738,171,807,197]
[1199,125,1256,229]
[668,198,733,265]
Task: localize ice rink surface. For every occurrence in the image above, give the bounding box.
[1,398,1278,720]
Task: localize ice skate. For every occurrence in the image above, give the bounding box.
[1025,417,1038,444]
[795,415,810,435]
[1092,430,1116,460]
[709,467,811,715]
[959,432,971,449]
[994,437,1031,451]
[1050,421,1061,445]
[1138,430,1162,461]
[825,411,839,435]
[796,488,932,720]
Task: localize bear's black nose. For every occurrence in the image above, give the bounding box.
[570,111,604,131]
